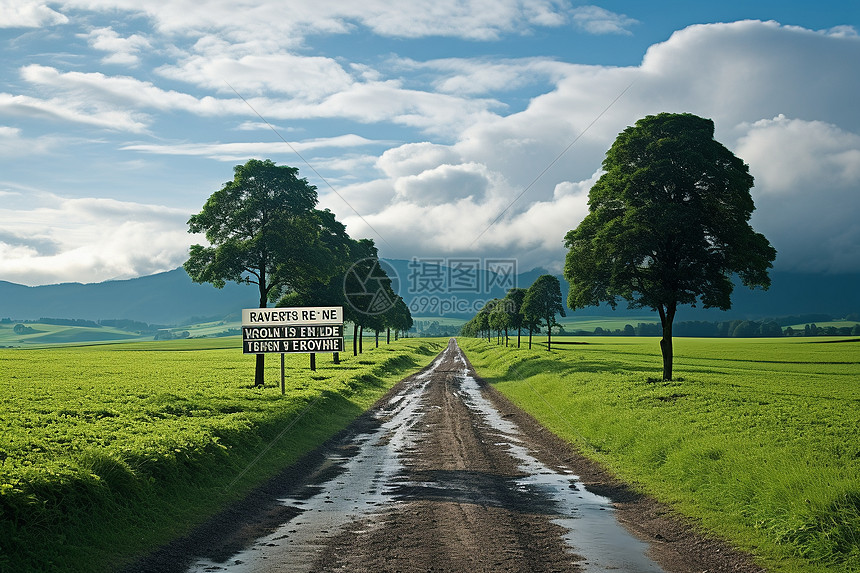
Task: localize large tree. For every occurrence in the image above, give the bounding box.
[522,275,565,351]
[185,159,334,386]
[564,113,776,380]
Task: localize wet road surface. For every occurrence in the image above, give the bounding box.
[185,339,664,573]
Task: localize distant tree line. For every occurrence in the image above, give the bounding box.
[459,274,565,350]
[558,318,860,338]
[410,320,459,337]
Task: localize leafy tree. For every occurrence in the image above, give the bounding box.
[489,301,510,345]
[341,241,397,355]
[185,159,335,386]
[474,300,497,342]
[504,287,527,347]
[384,296,413,341]
[522,275,566,351]
[564,113,776,380]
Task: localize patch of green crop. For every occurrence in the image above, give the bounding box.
[0,337,445,572]
[459,336,860,573]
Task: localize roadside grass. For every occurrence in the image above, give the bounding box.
[0,337,446,572]
[458,336,860,573]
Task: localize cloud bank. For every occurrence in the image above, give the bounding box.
[0,4,858,285]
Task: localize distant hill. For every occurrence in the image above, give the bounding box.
[0,263,857,325]
[0,268,257,325]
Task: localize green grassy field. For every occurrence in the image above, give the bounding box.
[555,314,657,331]
[0,322,145,347]
[0,337,446,572]
[458,336,860,573]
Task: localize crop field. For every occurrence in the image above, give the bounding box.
[458,336,860,572]
[0,337,446,572]
[0,322,146,347]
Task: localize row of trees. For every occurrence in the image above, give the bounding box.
[184,159,411,386]
[573,320,860,338]
[459,275,566,350]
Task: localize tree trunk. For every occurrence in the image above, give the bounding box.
[387,328,390,344]
[658,303,676,381]
[517,328,521,348]
[375,330,379,348]
[353,323,358,356]
[359,326,364,353]
[254,282,267,387]
[546,317,552,351]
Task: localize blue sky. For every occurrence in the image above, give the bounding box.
[1,1,859,285]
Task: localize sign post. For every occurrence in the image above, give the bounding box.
[242,306,344,394]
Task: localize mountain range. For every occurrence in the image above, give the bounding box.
[0,262,857,325]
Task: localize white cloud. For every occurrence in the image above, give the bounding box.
[82,27,151,66]
[4,11,860,284]
[334,20,860,274]
[0,91,149,132]
[737,115,860,273]
[122,134,391,161]
[570,5,637,35]
[377,142,462,178]
[0,124,58,155]
[0,1,68,28]
[394,162,494,205]
[57,0,575,44]
[0,194,194,285]
[158,52,355,100]
[402,57,573,96]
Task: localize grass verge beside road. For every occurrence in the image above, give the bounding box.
[458,336,860,573]
[0,337,445,572]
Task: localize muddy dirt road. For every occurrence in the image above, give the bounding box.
[126,339,763,573]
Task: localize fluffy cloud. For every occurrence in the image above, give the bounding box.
[737,115,860,273]
[157,53,355,100]
[0,194,194,286]
[3,11,860,285]
[82,27,151,66]
[336,20,860,273]
[0,1,68,28]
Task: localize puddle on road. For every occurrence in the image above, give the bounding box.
[452,352,663,572]
[186,345,664,573]
[185,352,444,573]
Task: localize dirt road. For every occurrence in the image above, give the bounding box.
[126,339,763,573]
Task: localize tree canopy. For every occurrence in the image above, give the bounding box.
[563,112,776,379]
[521,275,565,351]
[185,159,345,385]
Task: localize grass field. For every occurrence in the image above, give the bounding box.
[458,336,860,573]
[0,337,446,572]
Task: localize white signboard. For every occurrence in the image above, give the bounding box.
[242,306,344,355]
[242,306,342,326]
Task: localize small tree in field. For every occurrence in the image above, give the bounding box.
[522,275,565,351]
[564,113,776,380]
